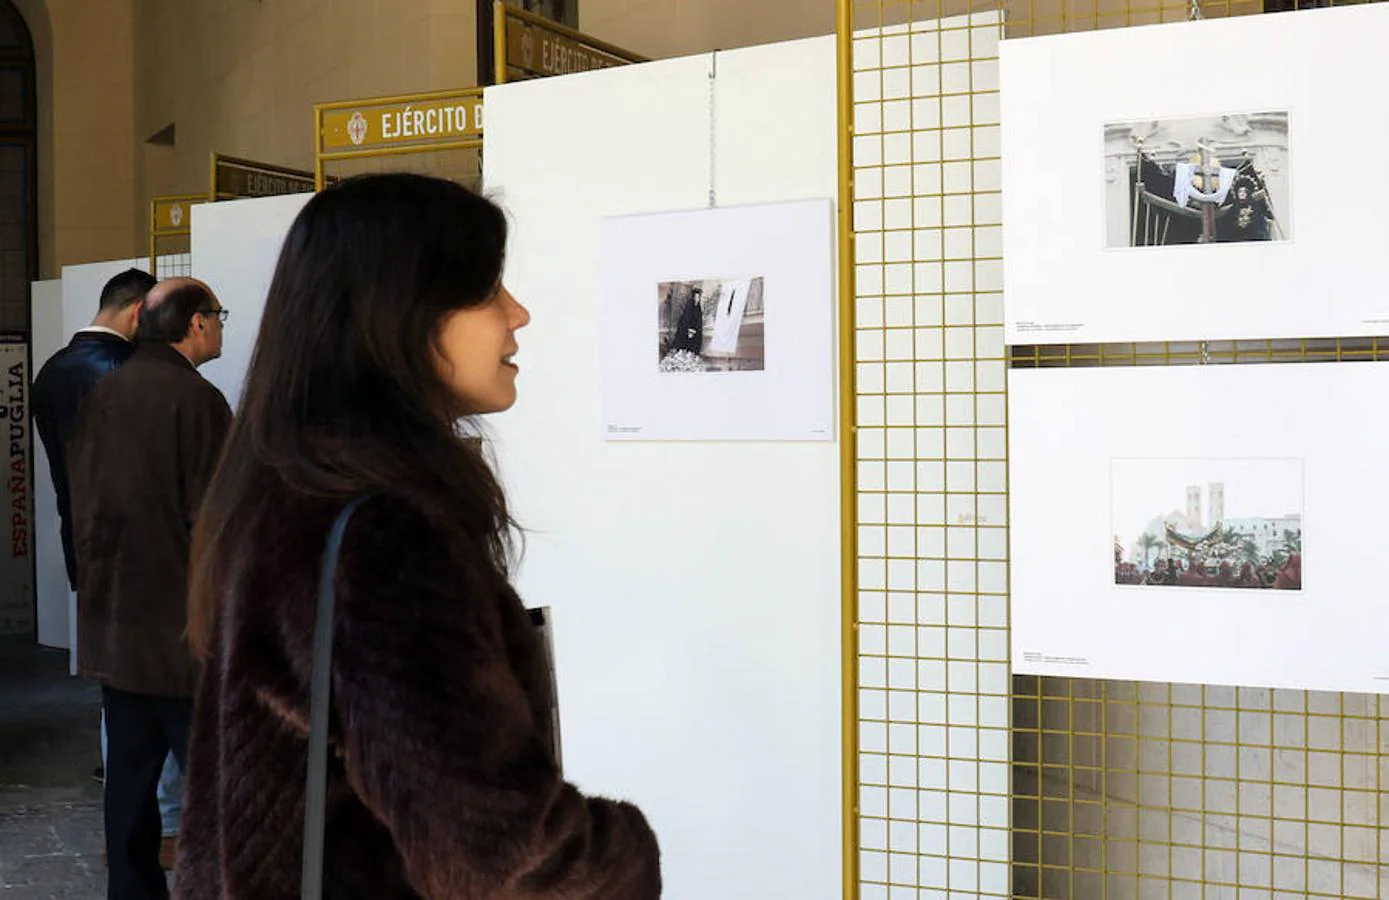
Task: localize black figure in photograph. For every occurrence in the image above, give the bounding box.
[670,287,704,354]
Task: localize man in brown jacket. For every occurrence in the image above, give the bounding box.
[68,276,231,900]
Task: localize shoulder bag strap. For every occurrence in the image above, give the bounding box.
[302,495,370,900]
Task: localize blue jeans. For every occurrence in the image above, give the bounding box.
[101,708,182,836]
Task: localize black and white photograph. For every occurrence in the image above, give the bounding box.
[657,277,765,373]
[1104,111,1290,249]
[1112,457,1303,591]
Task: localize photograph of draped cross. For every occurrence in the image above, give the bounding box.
[1104,111,1290,249]
[1111,457,1303,592]
[656,277,765,373]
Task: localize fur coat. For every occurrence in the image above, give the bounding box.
[173,490,661,898]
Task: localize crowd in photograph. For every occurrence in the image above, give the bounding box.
[1115,551,1301,590]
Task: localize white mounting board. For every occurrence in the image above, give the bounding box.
[1001,4,1389,344]
[484,36,843,900]
[1010,362,1389,694]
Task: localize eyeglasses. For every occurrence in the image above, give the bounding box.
[199,308,229,324]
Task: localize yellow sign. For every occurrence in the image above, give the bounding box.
[501,6,644,81]
[151,194,208,234]
[214,155,316,198]
[318,90,484,154]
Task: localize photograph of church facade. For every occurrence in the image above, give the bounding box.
[1112,459,1303,590]
[1104,111,1290,249]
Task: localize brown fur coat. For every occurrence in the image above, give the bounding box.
[173,491,661,898]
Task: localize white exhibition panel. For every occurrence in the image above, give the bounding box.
[29,277,64,651]
[32,258,146,662]
[484,36,841,900]
[1000,3,1389,344]
[191,192,313,411]
[1009,363,1389,694]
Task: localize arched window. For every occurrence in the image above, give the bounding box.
[0,1,34,335]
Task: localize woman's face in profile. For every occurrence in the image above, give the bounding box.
[434,285,531,414]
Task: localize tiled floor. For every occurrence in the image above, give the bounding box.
[0,639,103,898]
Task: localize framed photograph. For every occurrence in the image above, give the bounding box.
[598,200,835,441]
[1000,4,1389,343]
[1009,362,1389,694]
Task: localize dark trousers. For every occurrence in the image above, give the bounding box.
[101,686,191,900]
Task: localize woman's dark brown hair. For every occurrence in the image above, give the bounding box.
[188,172,514,657]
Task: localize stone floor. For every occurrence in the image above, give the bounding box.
[0,638,104,898]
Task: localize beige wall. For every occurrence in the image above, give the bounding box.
[132,0,481,243]
[578,0,1264,57]
[580,0,833,59]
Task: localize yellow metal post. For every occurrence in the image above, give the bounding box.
[494,0,509,85]
[148,199,157,274]
[314,104,325,191]
[835,3,859,900]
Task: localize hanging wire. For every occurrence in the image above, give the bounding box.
[707,50,718,208]
[1193,0,1207,360]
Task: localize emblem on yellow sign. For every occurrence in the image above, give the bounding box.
[347,111,368,146]
[170,203,183,228]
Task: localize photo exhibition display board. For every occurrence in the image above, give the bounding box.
[598,199,835,441]
[1009,362,1389,695]
[32,259,149,663]
[29,277,64,652]
[197,191,558,786]
[485,37,841,900]
[1000,3,1389,344]
[186,35,842,900]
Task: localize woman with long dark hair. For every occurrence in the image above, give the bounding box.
[174,173,661,898]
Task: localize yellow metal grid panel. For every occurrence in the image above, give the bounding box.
[848,6,1011,897]
[154,243,191,279]
[1010,679,1387,899]
[841,1,1389,898]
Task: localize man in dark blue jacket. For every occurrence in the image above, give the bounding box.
[33,268,153,589]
